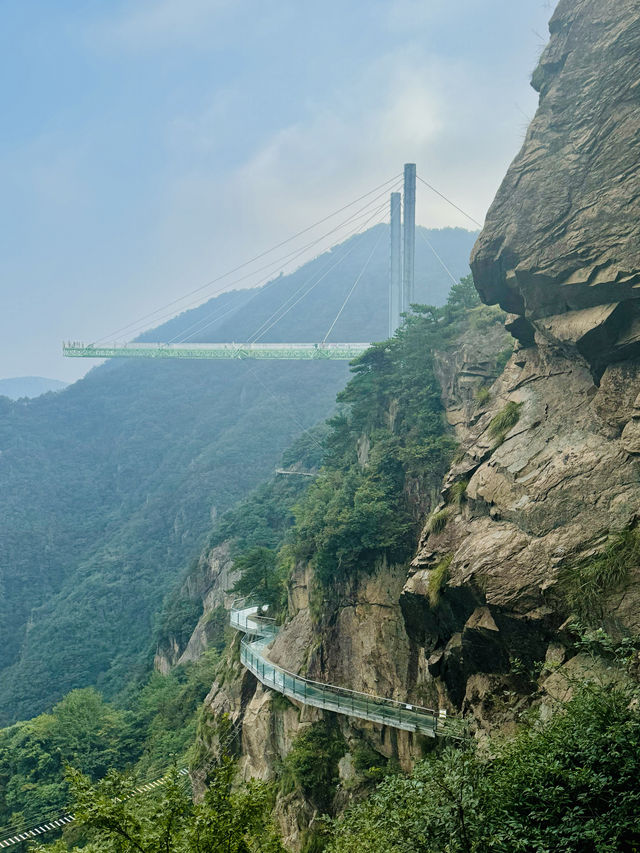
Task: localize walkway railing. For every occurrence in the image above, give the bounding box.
[230,598,456,738]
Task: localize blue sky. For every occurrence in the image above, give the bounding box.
[0,0,557,382]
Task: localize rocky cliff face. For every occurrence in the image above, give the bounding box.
[193,317,513,847]
[190,2,640,847]
[155,542,239,674]
[472,0,640,377]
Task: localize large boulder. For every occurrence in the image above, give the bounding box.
[471,0,640,376]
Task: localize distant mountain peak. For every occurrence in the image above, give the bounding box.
[0,376,68,400]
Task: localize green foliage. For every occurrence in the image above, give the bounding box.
[570,621,640,669]
[474,385,490,405]
[281,721,346,812]
[329,683,640,853]
[328,745,480,853]
[351,745,388,785]
[488,400,522,444]
[158,592,205,655]
[126,650,220,778]
[495,344,514,374]
[483,683,640,852]
[301,826,331,853]
[448,480,468,506]
[0,689,133,829]
[428,555,452,607]
[36,758,284,853]
[559,528,640,620]
[156,427,327,655]
[0,653,219,831]
[0,357,346,726]
[442,274,481,313]
[201,606,230,655]
[427,508,449,535]
[230,547,286,611]
[291,276,493,589]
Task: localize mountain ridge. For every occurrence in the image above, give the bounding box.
[0,224,476,724]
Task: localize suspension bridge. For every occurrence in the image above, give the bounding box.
[63,165,480,363]
[230,599,459,739]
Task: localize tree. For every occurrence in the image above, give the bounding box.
[230,547,285,611]
[35,759,284,853]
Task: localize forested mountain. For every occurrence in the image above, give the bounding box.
[0,225,476,724]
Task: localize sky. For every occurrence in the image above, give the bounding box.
[0,0,558,383]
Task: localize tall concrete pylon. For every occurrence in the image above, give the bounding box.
[389,191,402,335]
[402,163,416,313]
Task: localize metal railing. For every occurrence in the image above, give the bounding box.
[230,599,456,738]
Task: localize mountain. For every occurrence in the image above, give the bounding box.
[0,224,477,724]
[0,377,68,399]
[169,4,640,848]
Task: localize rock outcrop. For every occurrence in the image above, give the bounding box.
[154,542,239,673]
[190,4,640,847]
[471,0,640,377]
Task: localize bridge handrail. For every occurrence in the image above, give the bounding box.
[230,599,441,723]
[239,635,439,719]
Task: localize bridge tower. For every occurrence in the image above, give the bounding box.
[389,191,402,335]
[402,162,416,313]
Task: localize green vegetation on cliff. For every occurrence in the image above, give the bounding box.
[12,680,640,852]
[329,683,640,853]
[292,276,483,588]
[0,653,218,832]
[36,759,284,853]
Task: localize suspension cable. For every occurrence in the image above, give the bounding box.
[417,228,459,286]
[323,226,385,343]
[416,174,483,229]
[91,174,402,345]
[250,200,390,343]
[168,179,402,345]
[246,197,392,344]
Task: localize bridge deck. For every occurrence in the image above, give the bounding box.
[63,342,371,360]
[230,601,457,738]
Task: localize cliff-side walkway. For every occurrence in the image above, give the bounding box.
[230,600,456,738]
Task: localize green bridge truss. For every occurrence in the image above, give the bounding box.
[63,342,372,361]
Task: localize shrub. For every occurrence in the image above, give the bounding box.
[329,684,640,853]
[475,385,490,405]
[281,720,346,812]
[427,508,449,535]
[448,480,468,506]
[488,401,522,444]
[428,555,452,606]
[559,528,640,620]
[352,744,388,784]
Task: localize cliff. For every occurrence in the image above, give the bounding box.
[471,0,640,377]
[185,3,640,847]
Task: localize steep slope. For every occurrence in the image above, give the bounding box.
[0,225,476,724]
[178,287,511,848]
[471,0,640,376]
[182,3,640,848]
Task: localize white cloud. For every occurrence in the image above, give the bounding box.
[226,53,447,228]
[96,0,234,50]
